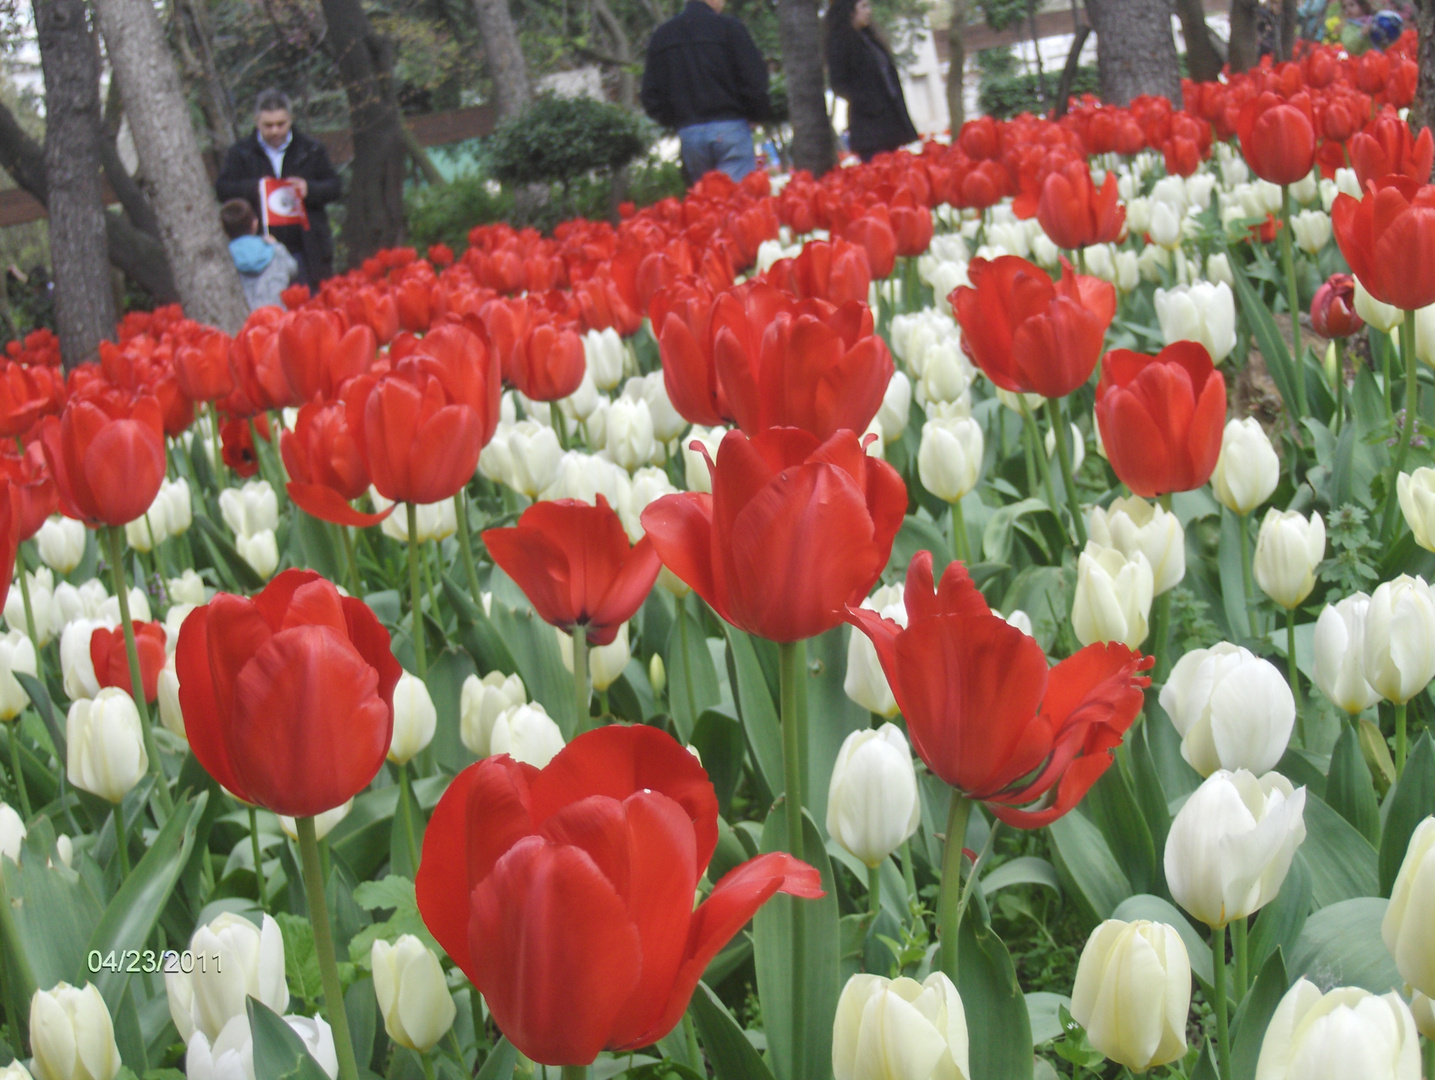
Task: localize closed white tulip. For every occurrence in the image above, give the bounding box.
[1148,200,1183,250]
[157,477,193,537]
[1362,575,1435,704]
[371,935,456,1052]
[124,504,168,553]
[0,800,24,864]
[1212,418,1280,516]
[59,618,106,702]
[1164,769,1307,928]
[1396,469,1435,551]
[1160,643,1295,777]
[833,972,970,1080]
[1312,594,1381,714]
[917,416,983,504]
[96,586,149,627]
[0,1060,34,1079]
[624,372,686,443]
[605,396,657,472]
[54,579,108,626]
[1254,980,1420,1080]
[388,672,437,766]
[557,623,631,692]
[459,671,527,757]
[157,652,186,742]
[185,1012,338,1080]
[29,982,120,1080]
[1205,252,1234,289]
[845,584,905,719]
[1087,496,1185,596]
[1355,278,1404,333]
[1291,209,1332,254]
[5,566,57,645]
[166,911,289,1043]
[489,702,564,767]
[1410,991,1435,1040]
[234,530,279,580]
[1044,422,1085,474]
[1072,544,1154,649]
[540,453,632,519]
[621,467,678,543]
[0,628,35,721]
[917,342,971,407]
[877,372,912,443]
[218,480,278,539]
[1381,816,1435,998]
[66,689,146,803]
[826,724,921,868]
[1253,509,1324,610]
[278,799,351,842]
[504,420,563,498]
[373,491,457,544]
[35,517,85,575]
[167,568,208,607]
[1154,282,1237,364]
[1070,919,1190,1072]
[584,327,626,390]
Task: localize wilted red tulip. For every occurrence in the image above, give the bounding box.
[1348,110,1435,187]
[848,553,1150,827]
[176,570,401,817]
[641,428,907,642]
[174,330,235,405]
[483,497,660,646]
[40,392,166,527]
[1311,274,1364,337]
[1236,92,1317,186]
[1036,162,1125,250]
[1332,175,1435,311]
[951,256,1115,399]
[281,400,393,527]
[91,621,166,703]
[415,724,822,1065]
[1095,341,1227,498]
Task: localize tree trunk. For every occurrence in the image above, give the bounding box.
[1229,0,1260,73]
[1414,0,1435,163]
[92,0,247,332]
[1176,0,1224,81]
[1053,25,1092,117]
[1086,0,1183,108]
[947,0,967,132]
[173,0,237,154]
[320,0,407,262]
[473,0,532,121]
[34,0,115,367]
[778,0,835,175]
[1278,0,1298,60]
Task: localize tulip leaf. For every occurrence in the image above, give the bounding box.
[0,816,100,1003]
[1287,896,1401,994]
[724,627,782,807]
[982,497,1047,566]
[425,646,479,774]
[289,507,345,583]
[692,710,745,818]
[1227,251,1300,421]
[1298,793,1379,907]
[1325,723,1381,846]
[1217,508,1252,640]
[1127,726,1173,882]
[1230,948,1287,1080]
[443,574,520,678]
[1084,761,1156,896]
[1378,731,1435,897]
[247,997,339,1080]
[194,513,267,591]
[1110,894,1214,990]
[689,981,776,1080]
[982,856,1061,895]
[1024,991,1071,1046]
[1189,1039,1221,1080]
[666,596,721,742]
[1048,810,1131,923]
[85,792,206,1010]
[801,626,871,832]
[486,592,580,737]
[1247,855,1311,976]
[475,1038,518,1080]
[951,890,1033,1080]
[752,808,840,1080]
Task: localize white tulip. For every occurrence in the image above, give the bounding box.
[1113,250,1140,293]
[388,671,437,766]
[1290,169,1319,206]
[218,480,278,539]
[489,702,564,767]
[1253,509,1324,610]
[845,584,905,719]
[1410,991,1435,1041]
[0,800,24,864]
[185,1012,338,1080]
[504,420,563,498]
[29,982,120,1080]
[66,689,146,803]
[584,327,626,390]
[459,671,527,757]
[557,623,631,692]
[278,799,351,842]
[877,372,913,443]
[1149,201,1183,249]
[124,504,168,553]
[1154,282,1237,364]
[371,490,457,544]
[478,425,515,485]
[682,426,726,494]
[35,516,86,575]
[1312,594,1382,714]
[0,1060,34,1079]
[1005,609,1033,635]
[96,586,149,626]
[832,972,970,1080]
[167,568,209,607]
[157,477,193,537]
[54,580,108,627]
[5,567,57,645]
[1362,575,1435,704]
[826,724,921,868]
[157,652,186,742]
[1291,209,1332,254]
[1072,544,1154,649]
[622,467,678,543]
[917,416,983,504]
[166,912,289,1043]
[234,530,279,580]
[1071,919,1190,1072]
[540,453,632,518]
[1164,769,1307,928]
[1254,980,1420,1080]
[1355,278,1404,333]
[1397,468,1435,551]
[1212,417,1280,516]
[917,342,971,407]
[1137,244,1171,283]
[0,628,35,720]
[371,935,457,1052]
[1205,252,1234,289]
[59,618,108,702]
[162,604,196,659]
[1044,423,1085,474]
[1087,496,1185,596]
[1160,644,1295,776]
[1382,816,1435,998]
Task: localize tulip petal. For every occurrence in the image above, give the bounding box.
[287,481,396,527]
[175,605,254,803]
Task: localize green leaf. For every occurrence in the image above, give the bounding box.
[289,509,344,582]
[801,627,871,831]
[1025,992,1071,1046]
[1299,793,1379,906]
[666,597,721,742]
[443,574,519,677]
[691,711,745,818]
[2,818,102,999]
[86,792,206,1009]
[1287,897,1401,993]
[1218,509,1252,640]
[1110,894,1214,989]
[14,672,64,762]
[476,1038,518,1080]
[193,514,266,590]
[1231,948,1287,1080]
[425,647,479,774]
[1378,732,1435,897]
[689,981,776,1080]
[274,911,326,1003]
[247,998,336,1080]
[1048,810,1131,923]
[487,591,578,736]
[1084,762,1156,896]
[1247,855,1311,975]
[724,627,782,806]
[752,808,840,1080]
[983,497,1048,564]
[1228,250,1300,419]
[1190,1039,1221,1080]
[950,892,1033,1080]
[982,856,1061,895]
[1325,723,1380,845]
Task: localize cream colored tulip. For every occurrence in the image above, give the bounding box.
[1253,509,1324,610]
[1211,418,1280,516]
[278,799,352,842]
[1382,816,1435,998]
[1160,643,1295,777]
[826,724,921,868]
[1290,209,1332,254]
[157,652,186,742]
[1355,278,1404,333]
[0,800,24,864]
[832,972,970,1080]
[917,416,983,504]
[372,935,456,1052]
[489,703,564,767]
[166,912,289,1043]
[459,671,527,757]
[1254,980,1419,1080]
[845,584,905,719]
[504,420,563,498]
[29,982,120,1080]
[234,530,279,580]
[1396,469,1435,551]
[1070,919,1190,1072]
[218,479,278,539]
[35,516,85,575]
[389,672,437,766]
[0,628,35,721]
[66,689,146,804]
[1087,496,1185,596]
[1362,575,1435,704]
[1072,544,1154,649]
[557,623,631,692]
[1312,594,1382,714]
[1154,282,1237,364]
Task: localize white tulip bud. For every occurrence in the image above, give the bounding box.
[124,504,167,553]
[1253,509,1324,610]
[649,653,666,697]
[622,467,679,543]
[157,652,186,743]
[1137,244,1171,283]
[372,491,457,544]
[371,935,457,1052]
[1334,166,1363,199]
[162,604,196,659]
[0,628,36,721]
[540,453,632,519]
[1413,303,1435,369]
[167,568,208,607]
[478,424,515,485]
[1160,644,1295,777]
[1312,594,1382,714]
[1254,980,1420,1080]
[167,912,289,1044]
[1071,919,1190,1072]
[6,567,57,645]
[604,394,656,472]
[0,1059,34,1079]
[826,724,920,868]
[1212,418,1280,516]
[917,342,972,407]
[1164,769,1307,928]
[682,426,726,494]
[388,672,437,766]
[0,800,24,864]
[845,584,905,719]
[917,416,983,504]
[97,586,149,626]
[1072,544,1154,649]
[234,530,279,580]
[1397,468,1435,551]
[1205,252,1235,289]
[584,327,626,390]
[29,982,120,1080]
[1044,423,1085,475]
[185,1011,338,1080]
[1290,209,1331,254]
[1362,575,1435,704]
[504,420,563,499]
[1382,816,1435,999]
[1005,609,1033,635]
[66,688,146,804]
[54,580,107,626]
[624,372,686,443]
[557,623,631,693]
[35,516,86,575]
[1154,282,1237,364]
[1410,991,1435,1041]
[877,372,912,443]
[158,477,193,537]
[1087,496,1185,596]
[1149,201,1183,249]
[459,671,527,758]
[832,972,970,1080]
[489,702,564,767]
[59,618,108,703]
[218,479,278,539]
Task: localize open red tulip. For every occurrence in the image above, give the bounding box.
[40,392,167,528]
[91,621,166,703]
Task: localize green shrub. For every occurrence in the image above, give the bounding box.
[485,94,651,188]
[406,173,515,253]
[978,64,1100,120]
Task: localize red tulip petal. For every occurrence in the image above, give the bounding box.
[174,606,254,803]
[287,482,396,527]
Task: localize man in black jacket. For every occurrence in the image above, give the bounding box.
[640,0,771,183]
[215,89,343,286]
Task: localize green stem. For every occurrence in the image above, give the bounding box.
[454,491,483,604]
[406,504,428,680]
[398,763,420,869]
[1382,316,1421,543]
[778,639,808,1080]
[572,631,590,734]
[1048,395,1087,548]
[867,863,881,918]
[420,1052,437,1080]
[1239,514,1257,631]
[340,525,361,597]
[678,595,698,724]
[560,1066,588,1080]
[950,499,971,563]
[112,803,130,876]
[1232,917,1249,1003]
[249,806,266,908]
[7,724,27,819]
[1211,924,1231,1080]
[1286,606,1303,745]
[549,402,571,452]
[1150,589,1173,683]
[1278,187,1309,419]
[210,405,225,485]
[682,1011,703,1072]
[1333,338,1346,433]
[1018,398,1068,546]
[103,526,172,816]
[1395,701,1408,777]
[937,794,974,980]
[15,546,43,682]
[1383,329,1395,416]
[296,816,361,1080]
[898,840,918,912]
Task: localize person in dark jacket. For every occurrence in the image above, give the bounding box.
[215,89,343,286]
[641,0,772,183]
[825,0,918,162]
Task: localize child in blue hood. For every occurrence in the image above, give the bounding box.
[220,198,299,310]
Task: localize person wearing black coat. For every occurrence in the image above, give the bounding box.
[215,89,343,286]
[825,0,919,162]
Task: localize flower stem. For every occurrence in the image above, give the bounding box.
[1232,917,1249,1002]
[571,630,590,734]
[560,1065,588,1080]
[453,491,483,604]
[1048,395,1087,548]
[1149,589,1173,682]
[1395,701,1408,777]
[678,594,698,725]
[937,793,974,980]
[249,806,266,908]
[340,525,361,597]
[7,725,28,819]
[1381,315,1420,542]
[950,498,970,563]
[296,815,361,1080]
[14,546,43,681]
[103,525,173,816]
[1286,606,1303,744]
[867,863,881,918]
[1211,924,1231,1080]
[778,638,808,1080]
[898,840,918,912]
[406,504,427,680]
[1279,187,1309,419]
[420,1052,437,1080]
[398,762,420,869]
[112,803,129,875]
[683,1011,703,1072]
[549,402,570,452]
[1018,398,1068,546]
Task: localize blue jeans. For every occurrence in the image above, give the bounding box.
[678,119,757,183]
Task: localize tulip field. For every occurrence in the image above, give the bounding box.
[7,31,1435,1080]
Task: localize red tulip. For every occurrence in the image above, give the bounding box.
[641,428,907,642]
[229,310,294,412]
[951,256,1116,399]
[0,361,63,438]
[849,554,1148,827]
[890,202,934,257]
[40,392,166,527]
[176,569,401,817]
[0,480,19,616]
[765,239,871,307]
[281,400,394,527]
[1311,274,1363,338]
[482,497,661,647]
[1236,92,1317,186]
[220,413,271,479]
[415,724,822,1065]
[279,313,374,403]
[0,443,56,541]
[1348,110,1435,188]
[511,324,585,402]
[91,621,166,703]
[1332,175,1435,312]
[845,215,897,279]
[1036,162,1126,251]
[653,282,731,427]
[173,330,235,405]
[1095,341,1227,498]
